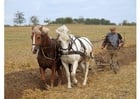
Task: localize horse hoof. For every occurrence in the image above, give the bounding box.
[45,84,50,90]
[82,83,86,86]
[68,86,72,88]
[40,82,50,90]
[74,83,80,87]
[73,80,78,84]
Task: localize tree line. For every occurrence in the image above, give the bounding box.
[7,11,136,26]
[51,17,116,25]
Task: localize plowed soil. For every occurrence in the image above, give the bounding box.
[5,45,136,99]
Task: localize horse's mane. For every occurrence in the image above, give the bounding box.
[32,25,50,34]
[56,25,73,41]
[32,25,42,34]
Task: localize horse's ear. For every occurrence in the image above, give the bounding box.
[56,25,69,35]
[56,30,61,35]
[39,25,43,31]
[41,26,50,33]
[32,26,35,30]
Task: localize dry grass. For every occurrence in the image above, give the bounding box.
[5,24,136,99]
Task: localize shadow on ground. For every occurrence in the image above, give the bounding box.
[5,68,66,99]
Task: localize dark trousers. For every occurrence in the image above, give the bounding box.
[106,46,118,65]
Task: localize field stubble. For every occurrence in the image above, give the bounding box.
[5,24,136,99]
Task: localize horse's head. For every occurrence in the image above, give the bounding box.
[31,25,50,54]
[56,25,70,43]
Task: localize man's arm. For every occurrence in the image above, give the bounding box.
[101,35,108,49]
[117,33,124,47]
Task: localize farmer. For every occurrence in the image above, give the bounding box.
[101,27,124,67]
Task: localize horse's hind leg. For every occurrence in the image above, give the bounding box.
[71,61,78,84]
[79,61,86,73]
[57,68,62,86]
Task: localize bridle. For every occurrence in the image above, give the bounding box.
[31,32,56,60]
[31,32,43,47]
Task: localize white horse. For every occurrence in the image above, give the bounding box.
[56,25,94,88]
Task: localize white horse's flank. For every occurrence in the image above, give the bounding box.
[56,25,94,88]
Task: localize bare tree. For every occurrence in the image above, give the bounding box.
[13,11,25,26]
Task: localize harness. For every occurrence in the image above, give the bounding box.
[59,36,92,57]
[39,39,57,61]
[40,47,55,61]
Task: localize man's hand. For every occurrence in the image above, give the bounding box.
[101,46,104,49]
[118,43,124,47]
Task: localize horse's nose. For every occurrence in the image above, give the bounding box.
[34,48,37,52]
[31,46,37,54]
[32,49,37,54]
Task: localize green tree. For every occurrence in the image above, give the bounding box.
[30,16,39,25]
[55,18,65,24]
[122,20,136,26]
[64,17,73,24]
[13,11,25,26]
[44,18,51,25]
[122,20,128,25]
[78,17,85,23]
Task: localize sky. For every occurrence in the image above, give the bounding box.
[0,0,140,98]
[4,0,136,25]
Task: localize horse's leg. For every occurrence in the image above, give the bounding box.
[79,61,86,73]
[71,61,78,84]
[40,67,46,82]
[62,61,72,88]
[57,68,62,86]
[83,59,90,86]
[50,65,56,88]
[40,67,49,89]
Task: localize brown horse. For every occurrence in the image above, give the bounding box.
[31,25,62,89]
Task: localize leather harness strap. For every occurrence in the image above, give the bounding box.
[59,36,89,57]
[40,40,57,61]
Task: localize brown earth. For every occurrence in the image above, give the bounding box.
[95,45,136,67]
[5,45,136,99]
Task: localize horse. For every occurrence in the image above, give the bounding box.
[56,25,94,88]
[31,25,62,89]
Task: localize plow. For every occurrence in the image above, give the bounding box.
[91,37,123,74]
[94,53,120,74]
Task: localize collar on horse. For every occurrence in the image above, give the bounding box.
[59,36,87,57]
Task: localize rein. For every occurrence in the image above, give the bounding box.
[40,47,55,61]
[32,44,36,45]
[91,39,104,44]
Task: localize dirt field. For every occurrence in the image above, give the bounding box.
[5,25,136,99]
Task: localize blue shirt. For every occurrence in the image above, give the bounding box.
[107,33,119,48]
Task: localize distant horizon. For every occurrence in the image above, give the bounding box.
[4,16,136,26]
